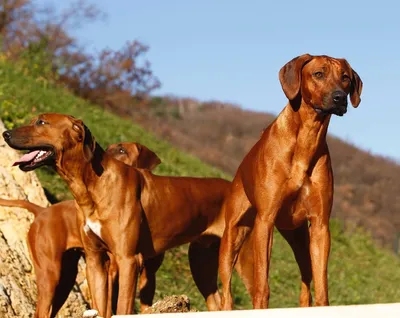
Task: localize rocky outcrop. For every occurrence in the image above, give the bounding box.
[0,120,88,317]
[143,295,195,314]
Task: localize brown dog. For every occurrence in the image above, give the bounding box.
[2,115,253,317]
[0,142,161,318]
[218,54,363,309]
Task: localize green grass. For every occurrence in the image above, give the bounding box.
[1,60,400,310]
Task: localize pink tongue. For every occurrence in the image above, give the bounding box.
[13,150,40,166]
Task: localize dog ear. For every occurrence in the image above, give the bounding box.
[279,54,313,105]
[71,118,96,162]
[83,125,96,162]
[350,69,363,108]
[136,144,161,171]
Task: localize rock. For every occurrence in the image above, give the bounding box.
[0,120,88,317]
[82,309,99,318]
[143,295,195,314]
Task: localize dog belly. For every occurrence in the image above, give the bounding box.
[275,207,307,230]
[275,192,309,230]
[141,234,201,260]
[140,209,212,257]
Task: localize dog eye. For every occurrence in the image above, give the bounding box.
[36,119,47,125]
[119,148,127,154]
[313,72,324,79]
[342,74,350,82]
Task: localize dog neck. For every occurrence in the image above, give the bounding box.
[56,143,110,218]
[279,101,331,155]
[273,101,331,190]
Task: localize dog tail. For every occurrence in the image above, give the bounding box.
[0,198,45,217]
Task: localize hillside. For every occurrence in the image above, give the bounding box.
[1,60,400,312]
[110,96,400,251]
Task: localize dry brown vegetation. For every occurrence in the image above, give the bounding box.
[0,0,160,109]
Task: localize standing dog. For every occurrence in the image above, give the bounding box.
[218,54,362,309]
[2,115,253,317]
[0,142,161,318]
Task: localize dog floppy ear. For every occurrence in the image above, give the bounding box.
[71,118,96,162]
[279,54,313,104]
[350,69,363,108]
[83,125,96,162]
[136,144,161,171]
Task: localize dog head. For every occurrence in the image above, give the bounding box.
[279,54,363,116]
[2,113,95,172]
[106,142,161,170]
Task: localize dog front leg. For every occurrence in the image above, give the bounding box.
[309,219,330,306]
[219,178,253,311]
[252,214,274,309]
[106,254,119,317]
[86,251,109,317]
[115,255,140,314]
[307,167,333,306]
[251,186,283,309]
[115,206,141,315]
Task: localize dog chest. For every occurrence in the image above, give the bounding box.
[83,219,103,240]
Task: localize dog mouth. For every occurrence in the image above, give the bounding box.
[13,147,55,171]
[313,105,347,117]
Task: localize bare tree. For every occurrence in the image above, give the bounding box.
[0,0,160,108]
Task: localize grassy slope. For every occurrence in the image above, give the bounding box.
[0,61,399,310]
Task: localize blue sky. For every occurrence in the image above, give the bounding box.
[37,0,400,161]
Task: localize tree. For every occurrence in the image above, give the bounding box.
[0,0,160,107]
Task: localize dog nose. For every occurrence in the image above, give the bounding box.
[2,131,11,140]
[332,91,347,105]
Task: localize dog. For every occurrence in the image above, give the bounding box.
[218,54,362,309]
[3,114,253,316]
[0,142,161,317]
